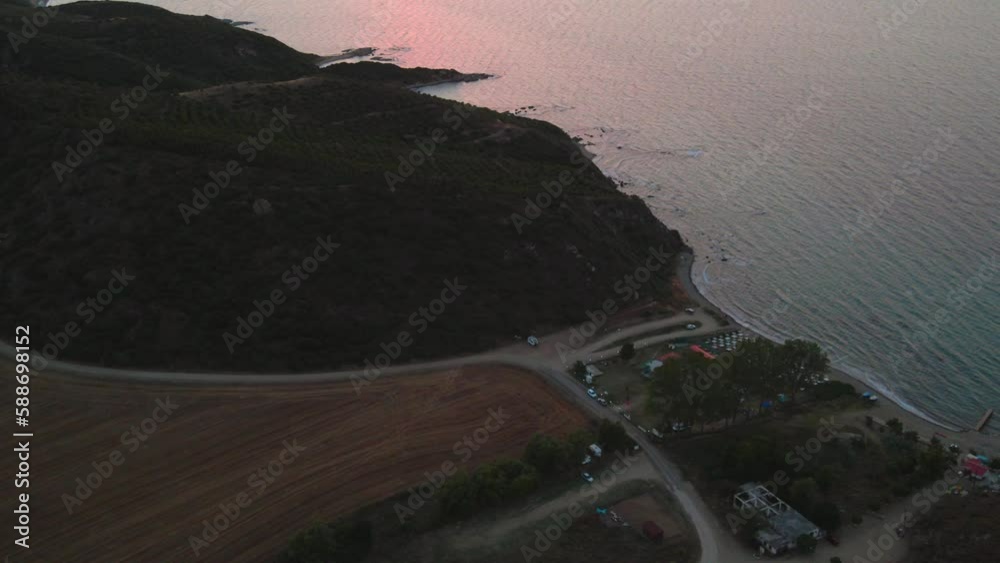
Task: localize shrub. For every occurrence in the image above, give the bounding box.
[619,342,636,361]
[796,534,818,554]
[281,520,372,563]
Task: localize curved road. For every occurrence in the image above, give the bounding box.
[2,309,756,562]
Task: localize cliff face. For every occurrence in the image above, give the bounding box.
[0,1,684,372]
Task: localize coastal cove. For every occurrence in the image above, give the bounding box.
[51,0,1000,430]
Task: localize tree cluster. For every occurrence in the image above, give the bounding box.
[646,339,831,430]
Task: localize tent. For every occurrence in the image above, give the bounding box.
[963,456,988,478]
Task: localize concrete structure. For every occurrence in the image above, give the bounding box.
[734,483,824,555]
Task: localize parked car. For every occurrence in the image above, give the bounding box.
[598,398,608,406]
[582,472,595,483]
[685,323,697,330]
[587,388,598,399]
[685,307,695,314]
[581,455,592,465]
[671,422,689,432]
[827,534,840,546]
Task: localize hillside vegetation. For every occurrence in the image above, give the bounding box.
[0,0,683,372]
[910,495,1000,563]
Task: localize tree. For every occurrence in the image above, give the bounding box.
[807,501,842,531]
[778,340,830,399]
[597,419,631,454]
[789,478,819,511]
[831,558,843,563]
[730,338,780,410]
[565,429,596,459]
[523,434,568,478]
[796,533,818,554]
[816,464,839,492]
[619,342,636,361]
[916,440,953,484]
[886,418,904,434]
[282,520,372,563]
[570,361,587,378]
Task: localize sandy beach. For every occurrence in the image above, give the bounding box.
[675,250,1000,458]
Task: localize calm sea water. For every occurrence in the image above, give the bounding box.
[83,0,999,429]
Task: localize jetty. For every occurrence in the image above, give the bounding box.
[975,409,994,432]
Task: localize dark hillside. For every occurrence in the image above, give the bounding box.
[0,0,316,89]
[910,494,1000,563]
[0,1,684,372]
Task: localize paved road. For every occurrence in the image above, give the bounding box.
[0,309,748,562]
[4,301,887,562]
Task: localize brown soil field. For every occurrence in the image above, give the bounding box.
[1,364,588,563]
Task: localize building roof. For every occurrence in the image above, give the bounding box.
[963,456,989,477]
[771,509,821,540]
[689,345,716,360]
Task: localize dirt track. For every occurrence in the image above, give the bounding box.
[3,365,587,562]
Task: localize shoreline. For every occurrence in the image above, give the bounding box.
[674,250,1000,451]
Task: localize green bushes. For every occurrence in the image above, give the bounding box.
[438,460,540,520]
[811,381,856,401]
[278,520,372,563]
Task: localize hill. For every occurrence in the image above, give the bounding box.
[909,494,1000,563]
[0,1,684,372]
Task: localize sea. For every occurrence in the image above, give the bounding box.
[67,0,1000,430]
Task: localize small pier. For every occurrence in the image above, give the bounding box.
[975,409,994,432]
